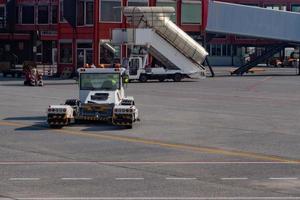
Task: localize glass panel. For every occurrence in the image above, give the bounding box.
[86,49,93,65]
[100,0,121,22]
[211,44,216,56]
[22,5,34,24]
[51,5,58,23]
[156,1,176,22]
[216,44,221,56]
[181,1,201,24]
[86,2,94,25]
[80,73,120,90]
[60,43,72,64]
[15,6,19,24]
[128,0,148,6]
[77,1,84,25]
[0,7,5,28]
[265,5,286,11]
[226,45,232,56]
[100,43,119,64]
[222,44,226,56]
[77,49,84,68]
[59,0,65,22]
[38,5,49,24]
[291,5,300,12]
[78,43,92,48]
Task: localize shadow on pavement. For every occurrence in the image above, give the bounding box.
[76,122,125,132]
[4,116,46,121]
[15,122,48,131]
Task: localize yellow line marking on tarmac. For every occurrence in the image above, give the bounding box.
[0,121,299,163]
[0,121,24,127]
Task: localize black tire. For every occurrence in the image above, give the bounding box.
[3,73,7,77]
[65,99,80,106]
[158,77,165,82]
[139,74,148,82]
[173,73,182,82]
[49,125,63,129]
[12,73,16,78]
[125,124,133,129]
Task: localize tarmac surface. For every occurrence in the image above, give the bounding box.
[0,68,300,199]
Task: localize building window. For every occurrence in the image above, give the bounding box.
[291,5,300,12]
[77,0,94,26]
[242,4,258,7]
[0,6,5,28]
[15,6,19,24]
[128,0,148,7]
[36,41,43,63]
[181,0,201,24]
[156,0,176,22]
[38,5,49,24]
[99,42,120,64]
[208,44,233,56]
[59,0,66,22]
[100,0,121,22]
[51,5,58,24]
[60,42,72,64]
[21,5,35,24]
[265,5,287,11]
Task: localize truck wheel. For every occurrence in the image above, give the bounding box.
[125,124,133,129]
[65,99,80,106]
[158,77,165,82]
[139,74,148,82]
[49,125,63,129]
[173,73,182,82]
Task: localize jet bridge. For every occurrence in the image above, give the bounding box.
[206,1,300,43]
[204,0,300,75]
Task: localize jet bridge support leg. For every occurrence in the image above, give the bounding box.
[205,58,215,77]
[298,46,300,76]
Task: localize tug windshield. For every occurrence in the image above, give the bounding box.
[80,73,120,90]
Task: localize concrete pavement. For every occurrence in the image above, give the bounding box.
[1,69,300,199]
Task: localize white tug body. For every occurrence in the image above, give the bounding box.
[47,68,138,129]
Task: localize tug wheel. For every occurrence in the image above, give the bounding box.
[173,73,182,82]
[49,125,63,129]
[139,74,148,82]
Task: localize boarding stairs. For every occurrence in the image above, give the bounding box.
[232,44,287,75]
[113,7,210,78]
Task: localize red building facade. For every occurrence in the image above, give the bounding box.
[1,0,300,71]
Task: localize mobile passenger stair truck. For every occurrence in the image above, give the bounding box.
[112,7,212,82]
[47,68,139,129]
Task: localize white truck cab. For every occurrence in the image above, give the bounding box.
[127,54,196,82]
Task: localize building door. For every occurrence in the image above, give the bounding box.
[77,48,93,68]
[52,48,57,65]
